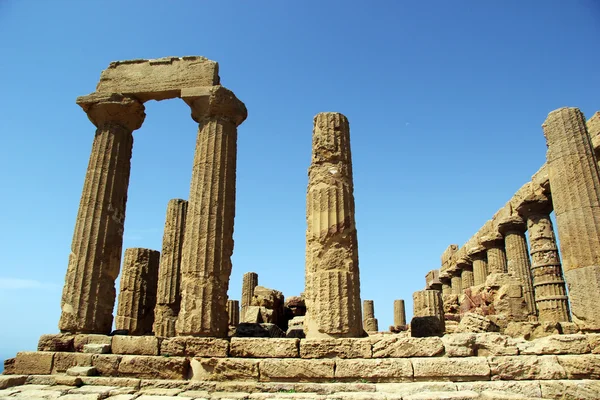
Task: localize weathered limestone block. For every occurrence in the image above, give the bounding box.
[227,300,240,326]
[488,355,566,380]
[457,381,543,398]
[474,333,520,356]
[91,354,122,376]
[241,272,258,321]
[372,336,444,357]
[83,343,111,354]
[117,355,189,380]
[284,295,306,317]
[259,359,335,382]
[456,313,498,334]
[0,375,26,390]
[457,257,474,290]
[516,194,570,323]
[52,352,93,373]
[411,316,445,338]
[38,333,75,352]
[60,93,145,334]
[115,248,160,335]
[412,357,491,382]
[467,244,488,286]
[190,358,259,381]
[335,359,413,382]
[2,358,15,375]
[426,269,443,291]
[376,382,460,397]
[66,366,97,376]
[543,107,600,331]
[586,333,600,353]
[498,215,536,316]
[234,322,286,338]
[251,286,285,327]
[412,290,445,337]
[480,232,508,274]
[111,335,159,356]
[74,334,112,352]
[96,57,220,102]
[405,391,478,399]
[13,352,54,375]
[393,299,406,327]
[159,337,228,357]
[557,354,600,379]
[230,338,299,358]
[540,380,600,400]
[153,198,187,338]
[176,86,247,337]
[304,113,363,338]
[442,333,476,357]
[504,321,561,340]
[300,338,372,358]
[517,334,590,355]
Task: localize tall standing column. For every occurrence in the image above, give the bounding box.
[498,215,536,316]
[116,248,160,335]
[154,199,188,337]
[517,197,570,322]
[457,257,474,289]
[450,270,463,295]
[543,108,600,330]
[467,245,488,286]
[363,300,378,332]
[59,93,145,334]
[481,232,508,274]
[176,86,247,337]
[241,272,258,320]
[394,299,406,327]
[305,112,363,338]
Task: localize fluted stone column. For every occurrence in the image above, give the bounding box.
[241,272,258,320]
[440,277,452,296]
[115,248,160,335]
[412,290,445,337]
[227,300,239,326]
[587,112,600,164]
[176,86,247,337]
[544,108,600,330]
[498,215,536,316]
[517,197,570,322]
[153,199,188,337]
[450,271,462,295]
[59,93,145,334]
[457,257,474,289]
[481,232,508,274]
[363,300,378,332]
[394,299,406,327]
[305,113,363,338]
[468,245,488,286]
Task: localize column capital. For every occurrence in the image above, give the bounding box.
[498,215,527,235]
[480,231,504,249]
[181,85,247,126]
[455,255,473,269]
[466,243,486,258]
[77,93,145,131]
[515,192,553,218]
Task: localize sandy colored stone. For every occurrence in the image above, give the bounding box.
[540,379,600,400]
[393,300,406,327]
[112,335,159,355]
[474,333,520,356]
[480,233,507,275]
[153,199,187,338]
[115,248,160,335]
[37,333,75,352]
[54,375,83,386]
[404,392,478,400]
[412,357,490,382]
[230,338,298,358]
[81,376,140,388]
[92,354,122,376]
[66,365,97,376]
[83,343,111,354]
[227,300,240,326]
[335,359,412,382]
[74,334,112,352]
[456,381,542,398]
[300,338,371,359]
[304,113,363,339]
[375,382,458,396]
[52,352,93,373]
[455,313,496,334]
[117,355,189,380]
[241,272,259,322]
[372,336,444,357]
[190,358,259,381]
[557,354,600,379]
[517,334,590,355]
[259,359,335,382]
[176,86,247,337]
[13,351,54,375]
[59,94,145,334]
[159,337,228,357]
[412,290,445,337]
[442,333,476,357]
[0,375,26,390]
[488,355,566,380]
[470,251,488,287]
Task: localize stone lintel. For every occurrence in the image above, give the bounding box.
[181,85,247,125]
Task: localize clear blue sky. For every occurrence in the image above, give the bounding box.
[1,1,599,366]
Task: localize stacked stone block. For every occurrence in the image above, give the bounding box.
[412,290,445,337]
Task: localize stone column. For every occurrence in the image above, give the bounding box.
[176,86,247,337]
[498,215,536,316]
[467,245,488,286]
[59,93,145,334]
[481,232,508,274]
[116,248,160,335]
[588,112,600,164]
[412,290,445,336]
[457,256,474,289]
[543,108,600,330]
[394,299,406,327]
[517,196,570,322]
[440,276,452,296]
[304,113,363,338]
[450,271,462,295]
[227,300,239,326]
[363,300,378,332]
[241,272,258,320]
[153,199,188,337]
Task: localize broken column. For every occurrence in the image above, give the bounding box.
[176,86,247,337]
[304,112,363,338]
[59,93,146,334]
[115,248,160,335]
[481,232,508,274]
[394,299,406,327]
[227,300,239,326]
[517,193,570,322]
[153,199,188,337]
[543,107,600,330]
[467,244,488,286]
[363,300,379,332]
[241,272,258,321]
[498,215,536,316]
[411,290,445,337]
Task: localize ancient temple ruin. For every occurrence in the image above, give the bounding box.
[2,56,600,400]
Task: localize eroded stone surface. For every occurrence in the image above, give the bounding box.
[372,336,444,358]
[230,338,299,358]
[300,338,372,359]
